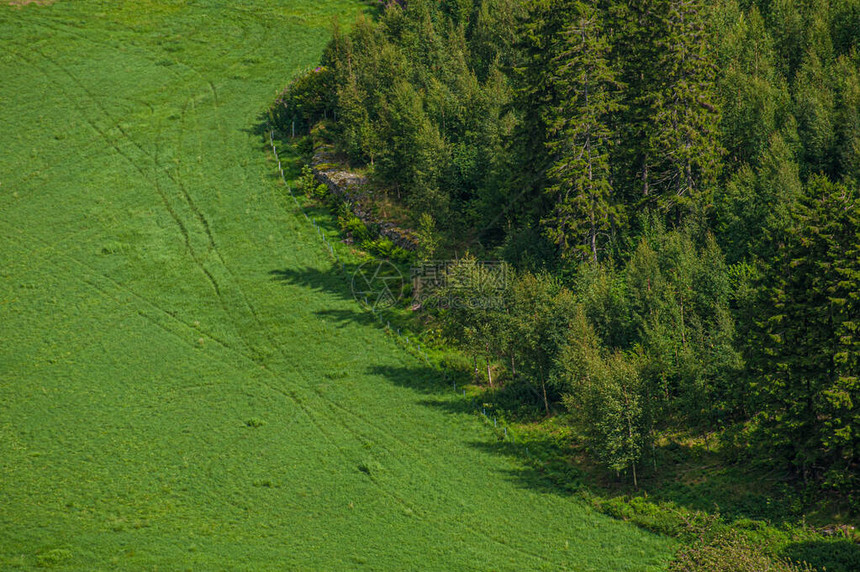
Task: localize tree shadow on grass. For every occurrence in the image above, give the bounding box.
[242,112,278,153]
[270,265,355,303]
[367,363,462,396]
[268,267,855,569]
[267,258,846,549]
[243,112,312,185]
[464,438,587,498]
[315,307,379,328]
[365,360,854,542]
[367,363,590,496]
[781,539,860,572]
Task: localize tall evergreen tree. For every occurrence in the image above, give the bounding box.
[833,53,860,187]
[508,0,573,250]
[543,3,624,262]
[753,176,860,485]
[794,49,837,179]
[608,0,662,207]
[647,0,724,219]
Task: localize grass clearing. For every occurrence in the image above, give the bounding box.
[0,1,675,568]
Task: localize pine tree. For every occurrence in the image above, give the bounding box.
[754,176,860,485]
[543,3,624,262]
[509,0,573,244]
[715,131,803,264]
[647,0,723,219]
[794,49,837,179]
[833,53,860,187]
[712,3,787,167]
[608,0,662,204]
[767,0,806,79]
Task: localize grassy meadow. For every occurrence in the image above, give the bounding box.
[0,1,674,568]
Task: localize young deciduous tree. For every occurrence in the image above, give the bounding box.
[559,308,648,487]
[508,272,578,415]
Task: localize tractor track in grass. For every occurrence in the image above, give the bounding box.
[1,228,244,364]
[2,224,395,500]
[3,224,466,546]
[20,17,277,369]
[238,141,547,559]
[14,44,269,362]
[25,16,280,364]
[19,18,350,388]
[4,42,475,541]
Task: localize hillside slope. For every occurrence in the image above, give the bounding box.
[0,1,674,569]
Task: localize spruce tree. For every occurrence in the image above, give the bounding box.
[754,176,860,485]
[647,0,723,220]
[606,0,662,208]
[543,2,624,262]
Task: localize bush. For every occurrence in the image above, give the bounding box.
[297,165,316,196]
[670,532,816,572]
[313,183,329,200]
[339,213,370,243]
[271,66,334,134]
[362,236,412,263]
[595,497,709,539]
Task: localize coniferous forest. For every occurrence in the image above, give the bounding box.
[276,0,860,558]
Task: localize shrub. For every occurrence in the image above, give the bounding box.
[313,183,329,200]
[339,214,370,243]
[670,532,816,572]
[362,237,412,263]
[297,165,316,196]
[272,66,334,134]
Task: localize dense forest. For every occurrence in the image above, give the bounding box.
[275,0,860,508]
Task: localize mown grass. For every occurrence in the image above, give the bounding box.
[0,1,675,569]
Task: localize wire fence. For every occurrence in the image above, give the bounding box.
[268,128,532,457]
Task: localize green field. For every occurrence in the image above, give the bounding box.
[0,1,674,568]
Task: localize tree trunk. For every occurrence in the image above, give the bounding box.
[541,380,550,417]
[631,461,638,490]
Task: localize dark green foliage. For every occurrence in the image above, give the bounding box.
[316,2,519,233]
[628,224,744,431]
[711,2,788,166]
[751,176,860,490]
[645,0,724,217]
[287,0,860,507]
[794,51,837,178]
[833,53,860,187]
[542,2,624,262]
[715,131,803,264]
[272,66,335,135]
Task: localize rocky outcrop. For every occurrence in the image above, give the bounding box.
[311,142,417,251]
